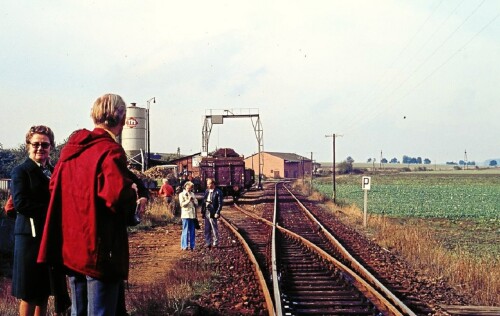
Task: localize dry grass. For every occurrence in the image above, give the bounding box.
[303,183,500,306]
[131,197,179,230]
[127,255,213,315]
[0,280,16,316]
[128,283,171,316]
[292,181,326,202]
[0,281,63,316]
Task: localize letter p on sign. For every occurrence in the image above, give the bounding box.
[362,176,371,190]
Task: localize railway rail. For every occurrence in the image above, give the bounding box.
[221,182,418,315]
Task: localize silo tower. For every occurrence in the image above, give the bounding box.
[122,103,147,170]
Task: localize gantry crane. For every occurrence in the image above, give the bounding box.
[202,109,264,189]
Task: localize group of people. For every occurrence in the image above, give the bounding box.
[178,178,223,251]
[8,93,222,316]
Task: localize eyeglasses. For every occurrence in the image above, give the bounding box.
[29,142,51,149]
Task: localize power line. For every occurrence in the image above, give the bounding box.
[393,11,499,102]
[334,0,445,127]
[342,0,491,135]
[393,0,466,84]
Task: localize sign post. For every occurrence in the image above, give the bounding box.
[362,176,371,227]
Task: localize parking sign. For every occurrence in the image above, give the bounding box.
[362,176,371,190]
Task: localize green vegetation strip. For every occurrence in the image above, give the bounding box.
[315,173,500,220]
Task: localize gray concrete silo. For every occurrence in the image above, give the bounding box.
[121,103,147,162]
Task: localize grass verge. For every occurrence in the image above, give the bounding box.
[127,254,214,315]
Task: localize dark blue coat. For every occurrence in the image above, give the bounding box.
[11,158,52,300]
[201,188,223,218]
[11,158,52,237]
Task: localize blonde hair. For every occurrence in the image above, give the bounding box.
[91,94,127,128]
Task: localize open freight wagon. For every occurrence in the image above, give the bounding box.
[199,148,254,200]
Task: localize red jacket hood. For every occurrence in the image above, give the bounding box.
[60,128,115,162]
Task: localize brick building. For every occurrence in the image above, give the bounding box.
[244,152,312,179]
[167,152,202,177]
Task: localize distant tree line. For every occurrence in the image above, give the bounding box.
[446,160,476,166]
[348,153,497,171]
[367,155,432,164]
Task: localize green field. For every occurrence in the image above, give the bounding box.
[314,171,500,220]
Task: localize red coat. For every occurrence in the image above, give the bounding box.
[38,128,136,281]
[159,183,174,197]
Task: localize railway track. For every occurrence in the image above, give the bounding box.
[221,182,418,315]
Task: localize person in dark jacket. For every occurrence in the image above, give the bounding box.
[38,94,144,316]
[201,178,223,248]
[11,125,70,315]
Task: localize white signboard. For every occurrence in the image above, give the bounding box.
[192,155,202,167]
[362,176,371,190]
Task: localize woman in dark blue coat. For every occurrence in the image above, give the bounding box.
[11,125,55,316]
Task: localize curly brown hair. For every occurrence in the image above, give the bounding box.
[25,125,55,149]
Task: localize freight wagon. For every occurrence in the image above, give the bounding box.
[244,168,255,190]
[199,148,254,200]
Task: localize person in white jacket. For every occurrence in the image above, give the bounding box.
[179,181,198,250]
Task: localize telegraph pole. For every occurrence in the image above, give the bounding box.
[380,150,383,169]
[310,151,313,196]
[325,134,342,203]
[301,156,305,183]
[146,97,155,169]
[464,149,468,170]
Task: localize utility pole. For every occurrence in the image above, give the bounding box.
[464,149,468,170]
[310,152,313,196]
[301,156,305,184]
[325,134,342,203]
[146,97,155,170]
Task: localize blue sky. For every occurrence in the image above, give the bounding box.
[1,0,498,164]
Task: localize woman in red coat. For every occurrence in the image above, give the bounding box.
[38,94,144,316]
